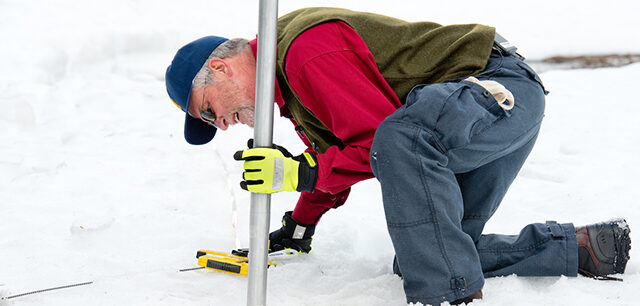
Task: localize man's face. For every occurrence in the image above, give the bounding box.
[188,75,255,130]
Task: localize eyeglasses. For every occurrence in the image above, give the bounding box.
[198,87,218,128]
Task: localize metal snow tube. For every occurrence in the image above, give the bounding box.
[248,0,278,305]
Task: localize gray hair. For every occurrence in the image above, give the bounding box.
[192,38,250,90]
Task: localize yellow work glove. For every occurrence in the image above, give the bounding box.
[233,140,318,193]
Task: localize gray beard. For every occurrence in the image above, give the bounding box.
[236,106,255,127]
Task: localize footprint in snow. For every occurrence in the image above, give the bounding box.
[70,215,115,234]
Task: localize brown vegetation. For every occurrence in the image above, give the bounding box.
[542,54,640,69]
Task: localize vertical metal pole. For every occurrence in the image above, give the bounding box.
[248,0,277,305]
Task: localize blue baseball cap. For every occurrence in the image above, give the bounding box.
[165,36,228,145]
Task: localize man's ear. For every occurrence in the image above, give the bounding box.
[208,58,231,76]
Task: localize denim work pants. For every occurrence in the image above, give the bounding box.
[370,49,578,305]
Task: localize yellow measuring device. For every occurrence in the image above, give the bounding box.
[196,249,276,275]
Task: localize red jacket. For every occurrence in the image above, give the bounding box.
[249,21,402,225]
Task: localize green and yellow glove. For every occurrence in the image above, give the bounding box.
[233,140,318,193]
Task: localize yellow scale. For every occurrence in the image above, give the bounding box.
[196,249,277,275]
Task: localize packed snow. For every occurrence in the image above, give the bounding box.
[1,0,639,305]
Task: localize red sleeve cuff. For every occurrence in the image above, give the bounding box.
[291,188,350,225]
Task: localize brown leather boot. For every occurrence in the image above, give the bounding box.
[450,290,483,305]
[576,218,631,280]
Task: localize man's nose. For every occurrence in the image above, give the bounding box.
[217,117,229,130]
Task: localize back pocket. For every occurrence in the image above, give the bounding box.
[435,82,508,150]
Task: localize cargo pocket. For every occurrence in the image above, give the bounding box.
[434,81,509,150]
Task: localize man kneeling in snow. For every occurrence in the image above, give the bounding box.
[164,7,631,305]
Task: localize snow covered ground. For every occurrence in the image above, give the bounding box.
[1,0,639,305]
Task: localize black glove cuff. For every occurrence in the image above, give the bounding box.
[283,211,315,239]
[294,153,318,193]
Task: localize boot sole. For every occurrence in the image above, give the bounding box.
[611,219,631,274]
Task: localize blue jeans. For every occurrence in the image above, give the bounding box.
[370,49,578,305]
